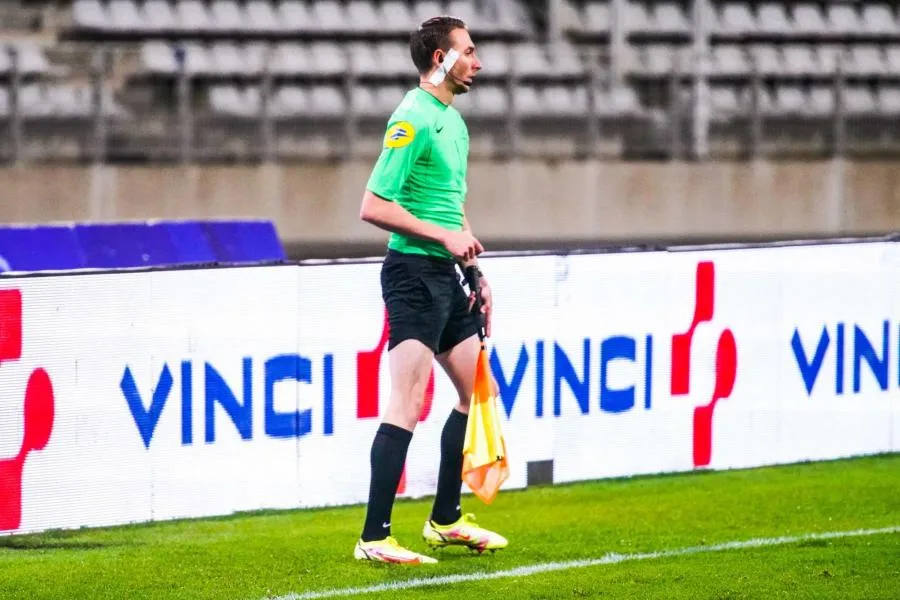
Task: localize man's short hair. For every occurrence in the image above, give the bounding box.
[409,16,468,75]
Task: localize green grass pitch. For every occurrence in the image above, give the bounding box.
[1,454,898,599]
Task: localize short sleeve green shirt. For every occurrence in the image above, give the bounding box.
[366,87,470,259]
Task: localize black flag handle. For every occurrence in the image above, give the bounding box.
[464,265,486,342]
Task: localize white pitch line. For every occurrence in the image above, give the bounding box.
[270,526,899,600]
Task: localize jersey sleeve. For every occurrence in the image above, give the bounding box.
[366,117,431,202]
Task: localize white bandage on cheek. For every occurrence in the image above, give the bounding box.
[428,48,460,85]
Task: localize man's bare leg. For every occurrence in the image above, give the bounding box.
[429,334,480,525]
[422,334,508,552]
[360,339,433,542]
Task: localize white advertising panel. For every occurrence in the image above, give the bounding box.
[1,266,302,534]
[2,242,899,536]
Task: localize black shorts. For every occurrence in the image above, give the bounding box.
[381,249,480,355]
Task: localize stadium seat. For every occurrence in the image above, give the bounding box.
[17,85,54,118]
[816,44,843,75]
[209,84,258,117]
[877,85,900,113]
[271,85,308,117]
[861,4,898,36]
[641,44,689,76]
[542,84,585,115]
[108,0,145,33]
[374,85,406,113]
[345,0,382,34]
[757,3,792,36]
[176,0,214,32]
[477,42,510,77]
[718,2,757,36]
[47,84,91,118]
[143,0,179,32]
[413,1,445,26]
[350,85,380,116]
[141,41,178,74]
[652,2,690,36]
[73,0,108,30]
[775,85,807,115]
[279,1,315,32]
[311,0,350,33]
[270,43,308,76]
[309,42,347,76]
[377,42,410,77]
[595,85,643,117]
[843,86,876,115]
[792,3,826,36]
[182,42,213,75]
[712,45,751,77]
[210,0,245,33]
[782,44,818,77]
[749,44,783,76]
[347,42,379,75]
[826,4,860,36]
[10,43,51,77]
[447,0,485,30]
[472,84,508,116]
[583,2,610,34]
[246,0,282,32]
[552,42,586,78]
[884,45,900,74]
[308,84,345,115]
[624,2,653,33]
[209,42,249,76]
[808,85,834,116]
[755,86,776,115]
[513,84,543,116]
[709,86,741,121]
[847,45,885,77]
[512,42,553,78]
[380,1,416,34]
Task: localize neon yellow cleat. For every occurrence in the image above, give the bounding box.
[422,513,508,553]
[353,536,438,564]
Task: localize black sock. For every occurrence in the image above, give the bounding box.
[430,409,467,526]
[360,423,413,542]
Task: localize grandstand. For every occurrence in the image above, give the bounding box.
[1,0,900,162]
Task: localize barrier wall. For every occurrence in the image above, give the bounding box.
[2,160,900,247]
[1,240,899,535]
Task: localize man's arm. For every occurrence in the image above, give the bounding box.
[359,191,482,261]
[359,189,451,246]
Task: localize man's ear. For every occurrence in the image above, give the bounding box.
[435,50,444,64]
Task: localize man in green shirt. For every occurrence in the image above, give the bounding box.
[354,16,507,565]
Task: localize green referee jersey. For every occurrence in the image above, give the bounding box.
[366,87,469,259]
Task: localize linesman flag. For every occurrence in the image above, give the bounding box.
[461,266,509,504]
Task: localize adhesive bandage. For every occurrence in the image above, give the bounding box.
[428,49,460,86]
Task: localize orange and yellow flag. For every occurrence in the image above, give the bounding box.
[462,344,509,505]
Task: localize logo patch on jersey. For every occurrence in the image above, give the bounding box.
[384,121,416,148]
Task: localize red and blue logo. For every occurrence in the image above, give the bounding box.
[0,289,55,532]
[671,262,737,467]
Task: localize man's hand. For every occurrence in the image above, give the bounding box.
[467,274,493,338]
[443,230,483,262]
